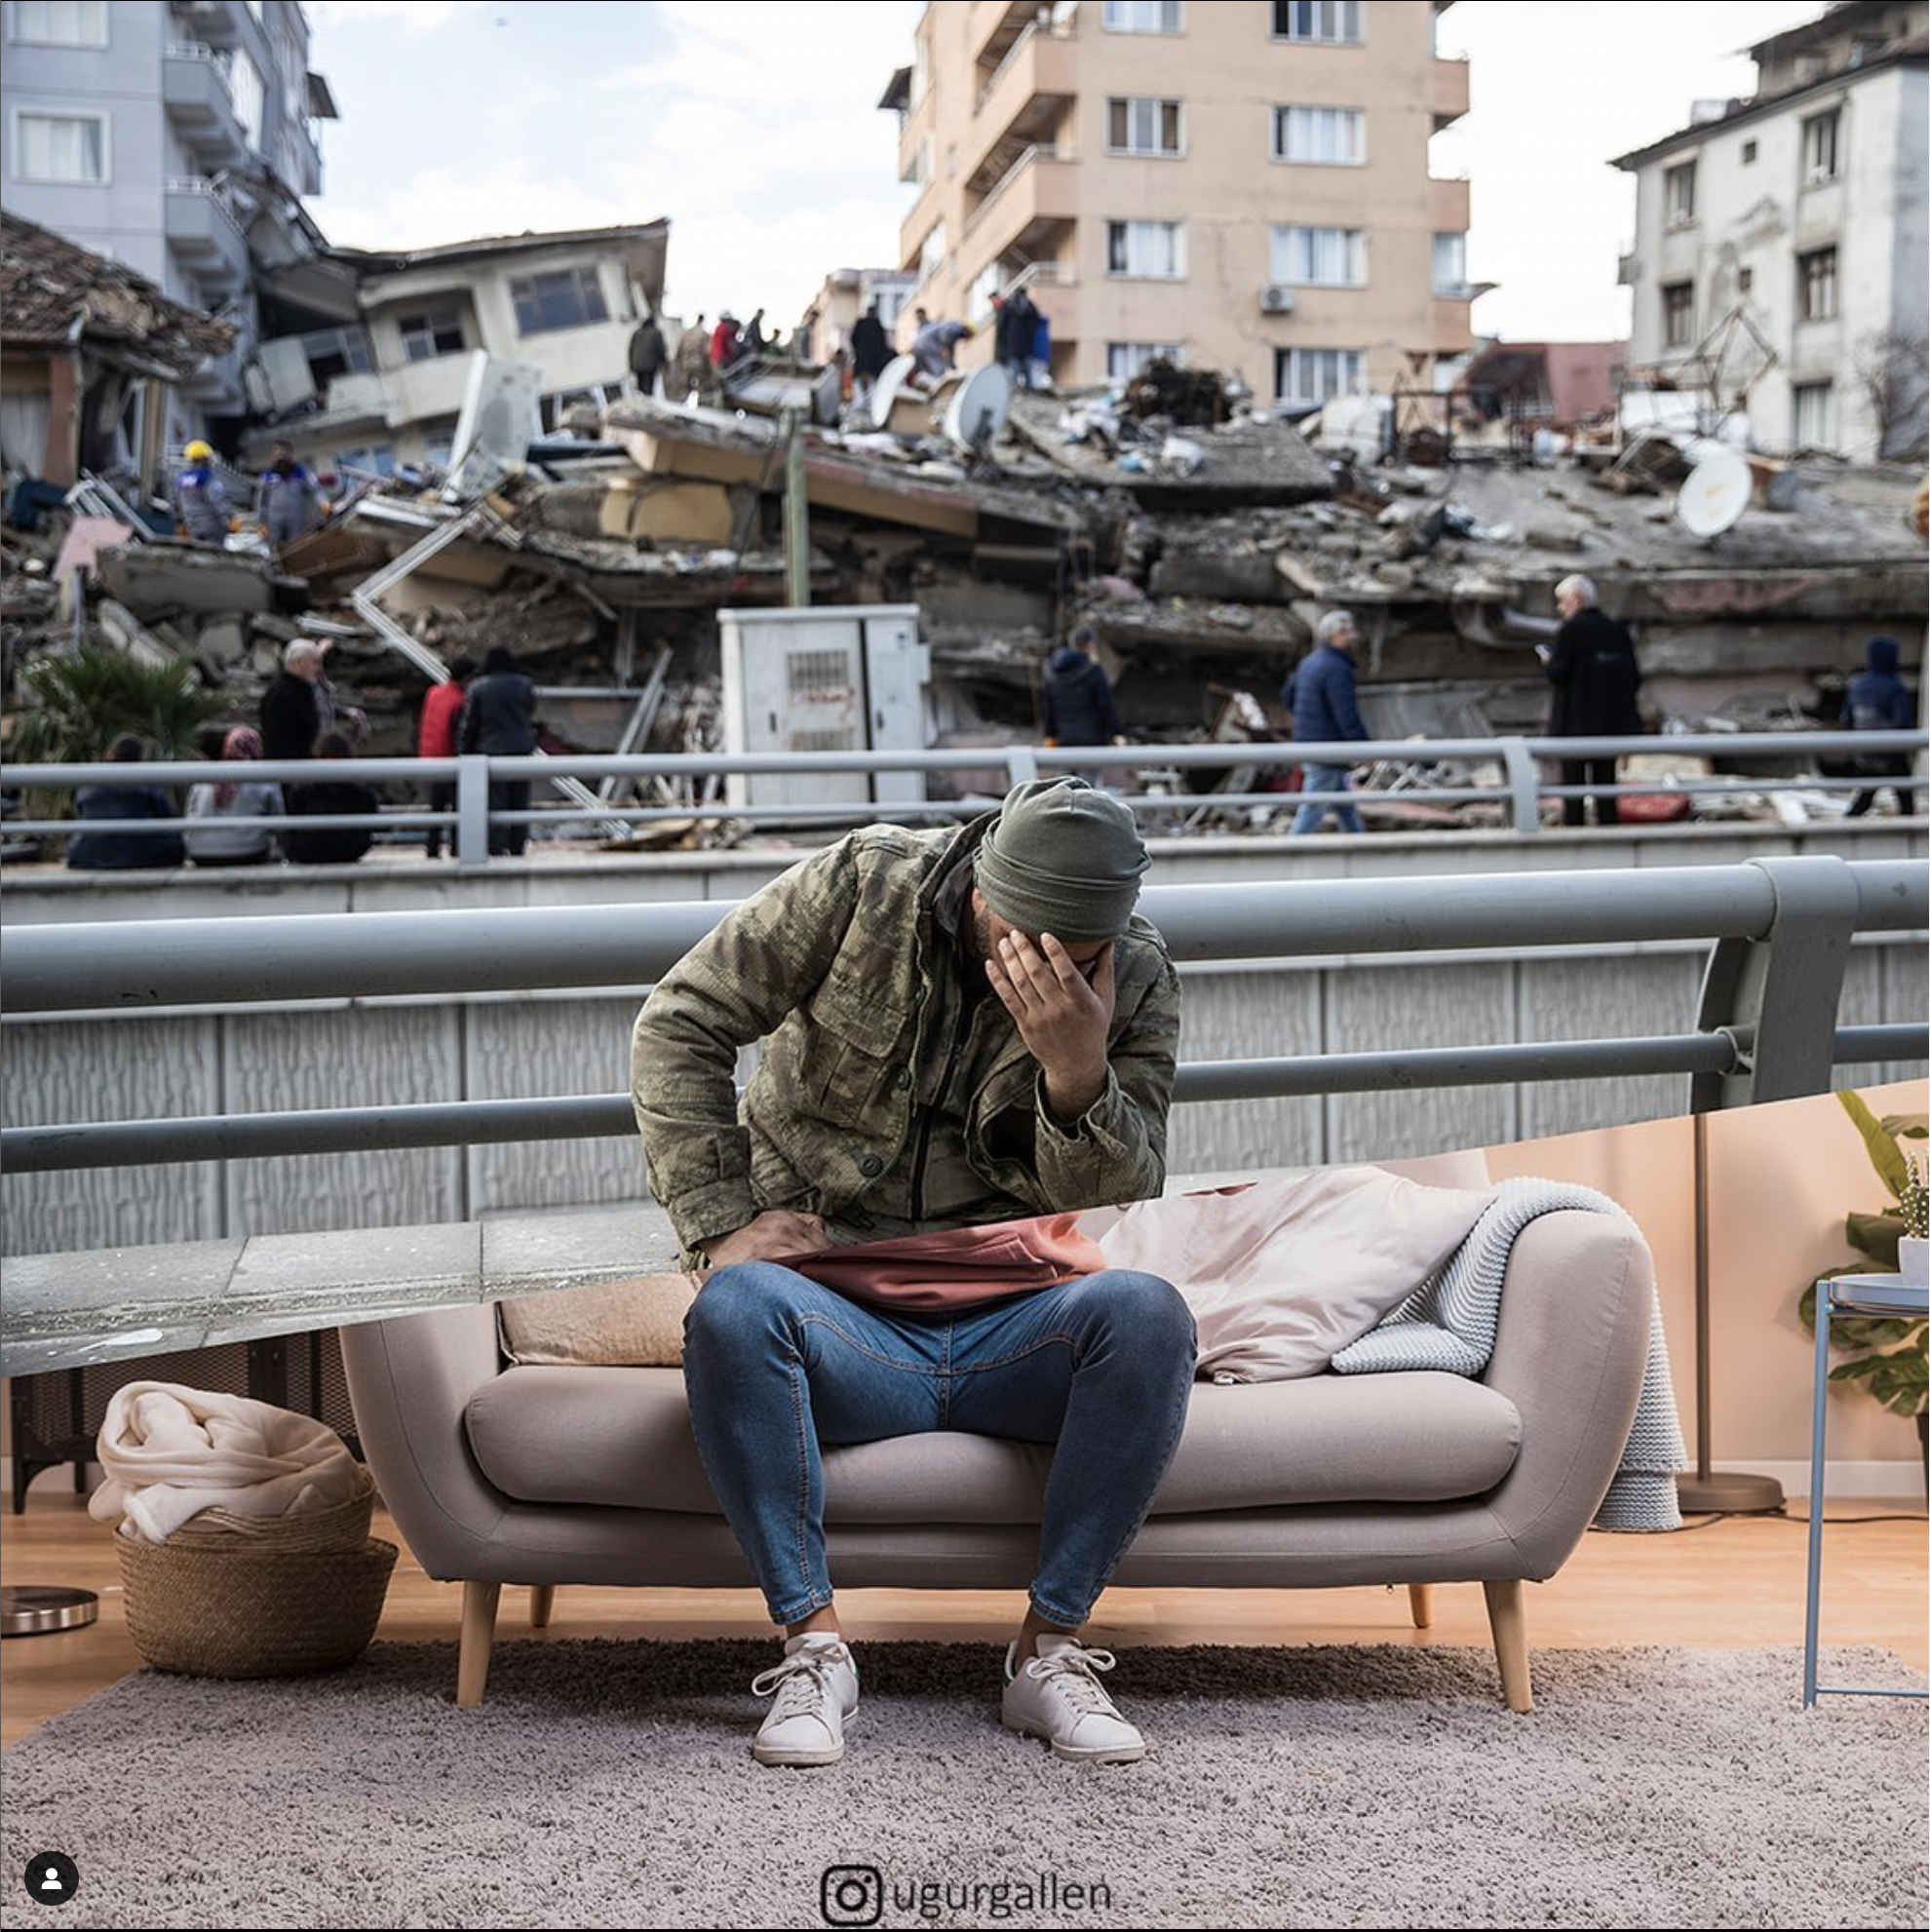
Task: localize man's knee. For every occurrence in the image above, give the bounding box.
[1076,1269,1196,1350]
[683,1260,806,1350]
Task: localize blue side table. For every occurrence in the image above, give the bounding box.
[1803,1270,1930,1707]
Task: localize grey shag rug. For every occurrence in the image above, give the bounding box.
[2,1639,1923,1929]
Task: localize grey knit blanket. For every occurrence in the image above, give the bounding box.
[1330,1178,1687,1531]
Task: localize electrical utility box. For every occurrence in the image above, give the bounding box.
[716,604,931,812]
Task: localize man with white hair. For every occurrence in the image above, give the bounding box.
[259,640,364,762]
[1281,609,1370,835]
[1541,575,1642,827]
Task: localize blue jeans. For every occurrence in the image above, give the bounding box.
[1290,761,1365,835]
[681,1262,1197,1629]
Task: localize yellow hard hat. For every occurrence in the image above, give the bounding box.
[184,440,213,461]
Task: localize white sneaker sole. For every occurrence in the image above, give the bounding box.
[1001,1712,1146,1763]
[753,1708,857,1768]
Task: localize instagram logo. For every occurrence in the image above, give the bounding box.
[819,1865,883,1926]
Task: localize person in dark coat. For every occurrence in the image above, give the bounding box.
[849,301,891,408]
[995,288,1039,391]
[1283,610,1370,835]
[65,734,184,869]
[260,640,362,762]
[1842,634,1919,817]
[1041,625,1124,749]
[458,644,539,857]
[627,310,668,396]
[1541,574,1642,827]
[283,730,379,865]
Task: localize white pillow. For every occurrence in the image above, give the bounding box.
[1084,1165,1495,1382]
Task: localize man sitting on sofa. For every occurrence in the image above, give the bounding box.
[631,777,1193,1768]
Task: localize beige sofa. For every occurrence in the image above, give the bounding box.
[340,1191,1654,1716]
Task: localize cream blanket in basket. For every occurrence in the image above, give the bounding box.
[88,1381,361,1544]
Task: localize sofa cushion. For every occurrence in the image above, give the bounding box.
[464,1368,1521,1521]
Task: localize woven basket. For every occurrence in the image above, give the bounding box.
[117,1470,394,1678]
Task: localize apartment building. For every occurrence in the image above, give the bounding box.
[1614,0,1927,459]
[0,0,337,441]
[244,222,670,478]
[881,0,1474,405]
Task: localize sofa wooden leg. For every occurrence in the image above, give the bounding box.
[1407,1584,1434,1629]
[1482,1578,1533,1714]
[457,1581,501,1709]
[529,1584,556,1630]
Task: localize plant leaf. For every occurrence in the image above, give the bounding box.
[1837,1090,1911,1199]
[1879,1114,1929,1140]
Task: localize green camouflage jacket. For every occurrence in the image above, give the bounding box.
[631,814,1181,1260]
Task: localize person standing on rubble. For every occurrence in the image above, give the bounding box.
[849,300,890,408]
[1042,624,1125,753]
[632,776,1190,1770]
[996,287,1040,392]
[1540,574,1642,828]
[172,440,229,546]
[1284,610,1370,835]
[672,313,719,407]
[628,309,668,399]
[1842,635,1919,817]
[743,308,768,359]
[256,441,324,550]
[710,312,744,373]
[458,644,539,858]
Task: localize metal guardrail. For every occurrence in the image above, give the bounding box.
[3,857,1923,1173]
[4,732,1923,865]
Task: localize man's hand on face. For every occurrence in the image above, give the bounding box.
[701,1210,830,1271]
[985,931,1115,1121]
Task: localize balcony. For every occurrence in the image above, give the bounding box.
[962,145,1080,261]
[384,352,476,428]
[164,176,250,295]
[162,41,248,170]
[970,19,1078,181]
[1431,55,1470,132]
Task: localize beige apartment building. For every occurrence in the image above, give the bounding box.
[882,0,1475,404]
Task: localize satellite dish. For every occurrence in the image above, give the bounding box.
[868,354,917,430]
[943,362,1011,453]
[1675,447,1752,538]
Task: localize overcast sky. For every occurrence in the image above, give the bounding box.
[305,0,1827,343]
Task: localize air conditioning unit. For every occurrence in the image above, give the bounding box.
[1259,284,1295,314]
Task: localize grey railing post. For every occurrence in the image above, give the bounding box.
[1690,855,1862,1111]
[1501,738,1542,835]
[455,755,492,868]
[1004,746,1040,789]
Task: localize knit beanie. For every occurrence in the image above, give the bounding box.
[974,777,1149,941]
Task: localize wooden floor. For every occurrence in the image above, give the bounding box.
[5,1489,1924,1749]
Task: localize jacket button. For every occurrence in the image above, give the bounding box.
[860,1153,883,1178]
[895,1069,912,1090]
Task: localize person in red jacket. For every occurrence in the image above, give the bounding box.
[417,654,475,859]
[709,312,743,370]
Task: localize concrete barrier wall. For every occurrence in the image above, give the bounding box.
[3,821,1923,1256]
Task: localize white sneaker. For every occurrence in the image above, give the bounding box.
[1001,1635,1146,1763]
[750,1632,859,1767]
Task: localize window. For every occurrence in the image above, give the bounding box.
[917,220,946,283]
[1664,160,1697,226]
[1271,225,1367,287]
[399,309,466,363]
[1103,0,1181,31]
[301,325,373,387]
[1802,108,1841,183]
[16,110,106,181]
[1662,282,1694,348]
[1792,380,1834,449]
[1107,97,1183,156]
[1107,219,1185,279]
[330,442,395,480]
[224,47,265,152]
[871,282,910,329]
[1741,139,1757,164]
[511,265,609,335]
[1797,246,1837,321]
[1432,232,1468,295]
[1273,105,1365,165]
[967,262,1002,322]
[1275,347,1364,406]
[10,1,107,44]
[1107,341,1183,380]
[1274,0,1362,43]
[1737,265,1754,295]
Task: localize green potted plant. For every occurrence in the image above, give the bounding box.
[1798,1092,1929,1468]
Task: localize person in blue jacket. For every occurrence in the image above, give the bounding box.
[1282,609,1370,834]
[1041,624,1124,749]
[1842,635,1919,817]
[65,735,185,869]
[171,439,228,546]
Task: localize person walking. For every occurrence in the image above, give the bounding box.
[1540,574,1642,827]
[1283,610,1370,835]
[1842,635,1919,817]
[627,309,668,398]
[849,300,891,409]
